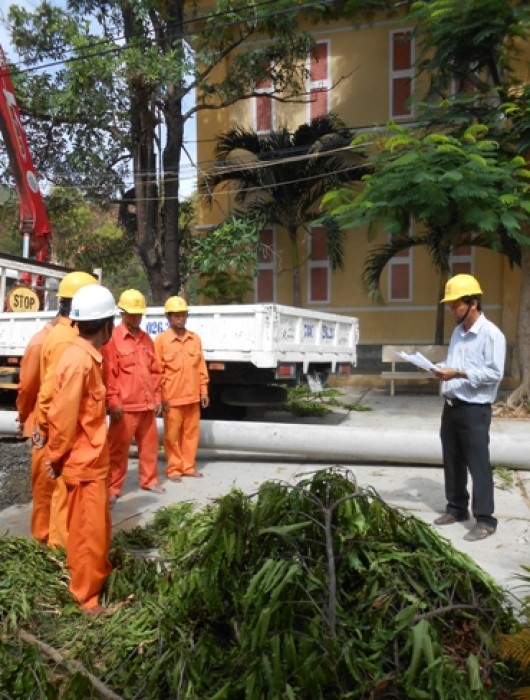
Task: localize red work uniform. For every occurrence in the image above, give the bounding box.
[102,322,161,497]
[16,322,55,543]
[36,317,78,549]
[154,328,209,477]
[47,337,112,612]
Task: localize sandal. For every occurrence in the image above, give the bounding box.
[144,483,166,494]
[463,523,496,541]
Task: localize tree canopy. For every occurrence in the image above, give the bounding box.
[1,0,321,301]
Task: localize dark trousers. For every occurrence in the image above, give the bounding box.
[440,401,497,529]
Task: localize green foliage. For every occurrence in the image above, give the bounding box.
[409,0,530,93]
[0,193,23,255]
[0,470,522,697]
[47,187,134,276]
[284,384,371,417]
[325,124,530,245]
[188,216,259,303]
[199,271,254,304]
[3,0,320,297]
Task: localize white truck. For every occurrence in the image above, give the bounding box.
[143,303,359,416]
[0,260,359,416]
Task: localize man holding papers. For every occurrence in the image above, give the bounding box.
[431,274,506,542]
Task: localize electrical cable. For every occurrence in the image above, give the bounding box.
[2,0,340,75]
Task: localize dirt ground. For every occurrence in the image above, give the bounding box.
[0,438,32,511]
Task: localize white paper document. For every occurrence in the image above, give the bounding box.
[395,350,438,373]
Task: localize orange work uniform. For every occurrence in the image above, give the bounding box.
[154,328,209,477]
[102,323,161,496]
[36,317,79,549]
[16,322,55,543]
[47,337,111,612]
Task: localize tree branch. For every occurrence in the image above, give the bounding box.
[18,628,124,700]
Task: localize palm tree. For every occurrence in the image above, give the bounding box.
[362,226,521,344]
[199,114,370,307]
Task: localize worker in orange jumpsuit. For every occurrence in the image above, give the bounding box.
[46,284,117,615]
[102,289,165,506]
[154,296,209,481]
[16,317,58,542]
[34,271,99,549]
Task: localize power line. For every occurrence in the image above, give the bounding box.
[2,0,338,76]
[30,155,367,204]
[11,138,365,193]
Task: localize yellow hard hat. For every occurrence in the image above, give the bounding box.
[58,271,98,299]
[118,289,147,314]
[440,274,483,303]
[164,296,189,313]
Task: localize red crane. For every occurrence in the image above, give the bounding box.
[0,44,52,277]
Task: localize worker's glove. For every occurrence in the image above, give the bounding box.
[32,425,47,449]
[108,406,124,421]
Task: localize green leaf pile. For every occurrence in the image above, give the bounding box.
[0,469,521,698]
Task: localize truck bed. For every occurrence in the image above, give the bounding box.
[143,304,359,372]
[0,304,359,372]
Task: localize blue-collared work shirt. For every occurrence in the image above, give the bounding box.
[441,313,506,405]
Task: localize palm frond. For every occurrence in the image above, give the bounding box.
[362,235,428,302]
[319,216,345,271]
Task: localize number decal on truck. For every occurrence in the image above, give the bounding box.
[144,319,169,337]
[303,323,314,339]
[321,324,335,341]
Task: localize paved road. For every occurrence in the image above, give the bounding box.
[1,387,529,601]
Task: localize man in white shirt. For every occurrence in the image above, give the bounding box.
[432,274,506,542]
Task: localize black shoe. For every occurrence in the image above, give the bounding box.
[463,523,496,541]
[434,511,469,526]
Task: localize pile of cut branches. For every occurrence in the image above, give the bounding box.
[0,469,525,698]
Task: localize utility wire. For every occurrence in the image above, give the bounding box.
[3,0,339,75]
[14,139,366,193]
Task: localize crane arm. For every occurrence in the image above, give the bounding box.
[0,45,51,263]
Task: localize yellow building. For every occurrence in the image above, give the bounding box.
[195,13,522,373]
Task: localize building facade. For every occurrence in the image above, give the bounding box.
[195,13,522,366]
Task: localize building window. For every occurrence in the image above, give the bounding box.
[308,226,330,303]
[254,74,273,133]
[388,232,412,301]
[390,30,414,119]
[308,42,330,121]
[255,228,275,302]
[450,239,473,275]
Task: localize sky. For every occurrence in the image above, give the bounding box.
[0,1,198,200]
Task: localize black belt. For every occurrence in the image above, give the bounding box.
[444,397,489,408]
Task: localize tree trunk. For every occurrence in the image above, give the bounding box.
[434,272,448,344]
[161,3,185,298]
[507,245,530,407]
[123,7,166,303]
[289,226,301,307]
[162,99,184,297]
